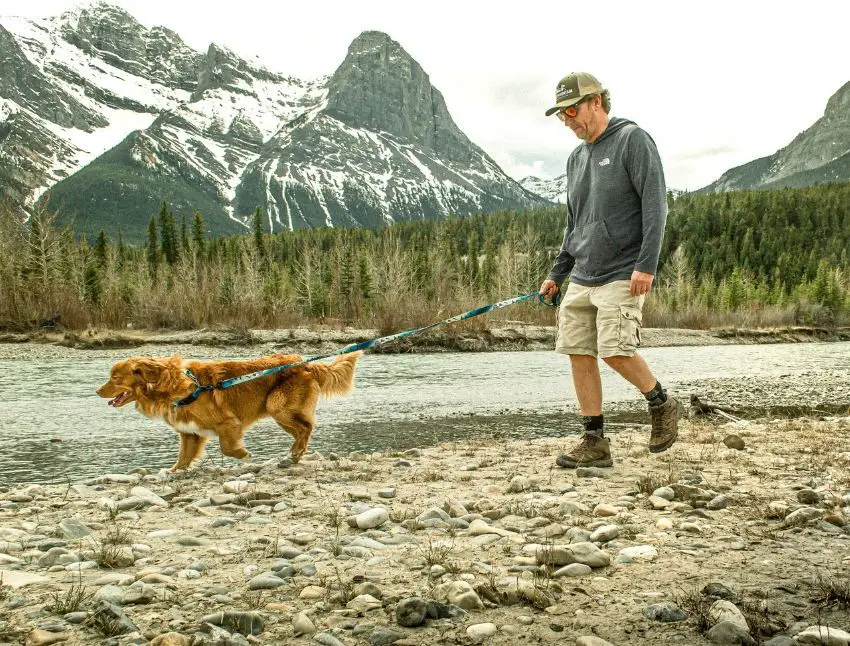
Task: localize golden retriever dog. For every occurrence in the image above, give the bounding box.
[96,352,361,471]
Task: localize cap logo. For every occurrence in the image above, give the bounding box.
[556,86,575,101]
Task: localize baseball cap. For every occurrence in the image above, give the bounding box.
[544,72,604,116]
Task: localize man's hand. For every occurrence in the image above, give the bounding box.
[630,271,654,296]
[539,279,559,303]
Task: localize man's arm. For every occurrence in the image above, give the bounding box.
[626,129,668,277]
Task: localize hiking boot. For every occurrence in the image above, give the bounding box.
[649,397,679,453]
[556,433,613,468]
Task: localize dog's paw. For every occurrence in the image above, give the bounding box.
[237,451,252,463]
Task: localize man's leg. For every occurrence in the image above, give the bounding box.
[554,284,612,468]
[602,353,656,393]
[594,281,678,453]
[570,354,602,416]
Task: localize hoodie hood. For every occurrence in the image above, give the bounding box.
[593,116,636,144]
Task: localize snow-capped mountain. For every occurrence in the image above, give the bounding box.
[520,174,567,204]
[0,3,550,241]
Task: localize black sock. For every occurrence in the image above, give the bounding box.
[644,381,668,406]
[583,414,604,437]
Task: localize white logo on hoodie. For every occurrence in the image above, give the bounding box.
[598,157,610,166]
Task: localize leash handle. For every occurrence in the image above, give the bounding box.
[537,291,561,308]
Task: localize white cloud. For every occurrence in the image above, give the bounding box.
[4,0,850,190]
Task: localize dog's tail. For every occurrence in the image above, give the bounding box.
[309,351,361,397]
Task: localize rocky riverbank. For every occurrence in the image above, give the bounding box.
[2,415,849,645]
[2,324,850,355]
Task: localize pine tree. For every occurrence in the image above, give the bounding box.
[340,245,356,307]
[480,237,498,298]
[466,232,480,290]
[358,253,373,304]
[158,203,179,265]
[181,215,190,256]
[94,230,108,269]
[192,212,206,257]
[83,260,101,306]
[253,207,265,258]
[116,226,126,269]
[146,216,159,278]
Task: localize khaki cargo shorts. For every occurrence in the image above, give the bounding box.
[555,280,644,358]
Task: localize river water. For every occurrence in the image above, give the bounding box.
[1,342,848,484]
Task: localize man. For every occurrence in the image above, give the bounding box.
[538,72,678,468]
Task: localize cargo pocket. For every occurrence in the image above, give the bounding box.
[617,305,643,351]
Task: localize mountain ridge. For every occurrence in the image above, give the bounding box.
[701,81,850,192]
[0,3,550,242]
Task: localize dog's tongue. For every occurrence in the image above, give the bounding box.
[108,392,125,406]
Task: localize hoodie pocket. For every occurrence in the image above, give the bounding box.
[617,305,643,351]
[567,219,623,277]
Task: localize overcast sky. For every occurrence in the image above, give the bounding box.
[5,0,850,190]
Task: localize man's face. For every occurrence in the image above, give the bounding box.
[557,95,600,142]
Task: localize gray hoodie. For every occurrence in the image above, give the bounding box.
[547,116,668,287]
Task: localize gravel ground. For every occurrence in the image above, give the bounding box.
[1,417,849,645]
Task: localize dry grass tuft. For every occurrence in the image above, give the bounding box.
[636,472,671,495]
[674,586,713,633]
[45,577,92,614]
[101,522,133,546]
[418,535,455,567]
[812,572,850,609]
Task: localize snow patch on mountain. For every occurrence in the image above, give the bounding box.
[520,174,568,203]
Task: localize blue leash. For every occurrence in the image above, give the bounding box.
[174,290,561,407]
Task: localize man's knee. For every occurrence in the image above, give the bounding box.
[570,353,599,365]
[602,353,636,368]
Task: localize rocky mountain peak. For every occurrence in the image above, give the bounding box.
[346,30,396,55]
[192,42,287,100]
[824,80,850,117]
[0,23,104,131]
[324,30,473,164]
[58,1,200,92]
[702,80,850,192]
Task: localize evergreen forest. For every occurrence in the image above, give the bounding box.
[1,183,848,334]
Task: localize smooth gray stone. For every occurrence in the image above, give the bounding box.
[57,519,92,540]
[313,633,345,646]
[643,602,687,622]
[706,621,754,645]
[200,611,264,635]
[576,467,608,478]
[762,637,795,646]
[248,573,286,590]
[703,582,737,601]
[395,596,428,627]
[369,626,406,646]
[425,600,466,621]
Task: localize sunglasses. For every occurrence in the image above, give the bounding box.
[556,95,595,121]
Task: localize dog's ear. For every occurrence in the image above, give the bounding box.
[131,358,165,390]
[132,357,184,393]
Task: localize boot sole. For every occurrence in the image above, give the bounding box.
[649,433,678,454]
[556,456,614,468]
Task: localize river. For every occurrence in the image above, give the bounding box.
[1,342,848,484]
